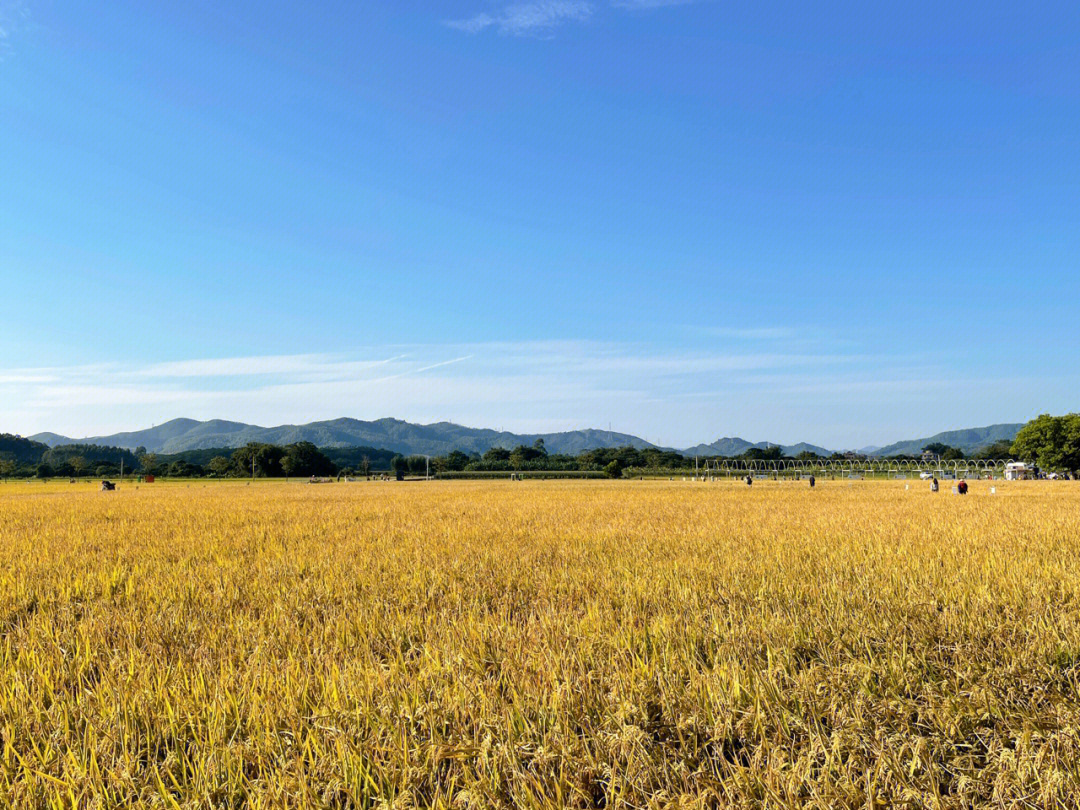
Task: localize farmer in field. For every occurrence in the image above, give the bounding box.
[958,479,968,495]
[931,477,939,492]
[745,474,753,487]
[809,474,815,488]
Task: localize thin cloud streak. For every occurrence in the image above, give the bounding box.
[697,327,797,341]
[0,0,31,59]
[446,1,592,36]
[127,354,409,380]
[410,356,475,375]
[611,0,696,7]
[444,0,698,36]
[0,339,1047,448]
[443,13,496,33]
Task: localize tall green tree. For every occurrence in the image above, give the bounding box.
[974,440,1014,460]
[280,442,336,477]
[742,445,783,461]
[207,456,233,477]
[922,442,963,458]
[482,447,510,463]
[139,452,158,476]
[444,450,470,471]
[69,455,87,477]
[231,444,284,478]
[1012,414,1080,471]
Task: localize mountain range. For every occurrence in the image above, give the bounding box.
[870,423,1024,457]
[30,418,657,457]
[680,438,833,457]
[26,418,1028,458]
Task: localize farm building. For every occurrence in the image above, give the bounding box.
[1004,462,1034,480]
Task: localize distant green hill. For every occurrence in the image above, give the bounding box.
[0,435,142,472]
[0,434,50,464]
[681,438,833,457]
[680,437,755,457]
[783,442,835,457]
[873,423,1024,457]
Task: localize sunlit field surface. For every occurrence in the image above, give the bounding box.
[3,479,1080,808]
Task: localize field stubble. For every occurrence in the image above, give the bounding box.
[2,479,1080,808]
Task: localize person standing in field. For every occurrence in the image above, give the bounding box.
[809,474,816,488]
[931,477,939,492]
[746,474,753,487]
[958,479,968,495]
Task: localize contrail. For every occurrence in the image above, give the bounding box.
[411,356,474,375]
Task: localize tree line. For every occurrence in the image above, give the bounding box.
[0,436,140,479]
[0,438,342,480]
[420,439,686,479]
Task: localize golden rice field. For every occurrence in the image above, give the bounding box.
[3,478,1080,808]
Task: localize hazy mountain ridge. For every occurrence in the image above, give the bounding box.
[870,423,1024,457]
[23,432,71,447]
[681,438,833,457]
[26,418,1026,458]
[30,418,661,457]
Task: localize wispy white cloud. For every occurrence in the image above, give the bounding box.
[0,373,58,384]
[501,1,592,33]
[444,12,497,33]
[446,1,593,36]
[125,354,408,381]
[444,0,701,36]
[611,0,696,8]
[697,326,797,341]
[408,356,475,375]
[0,339,1042,448]
[0,0,31,59]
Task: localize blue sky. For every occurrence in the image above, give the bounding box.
[1,0,1078,448]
